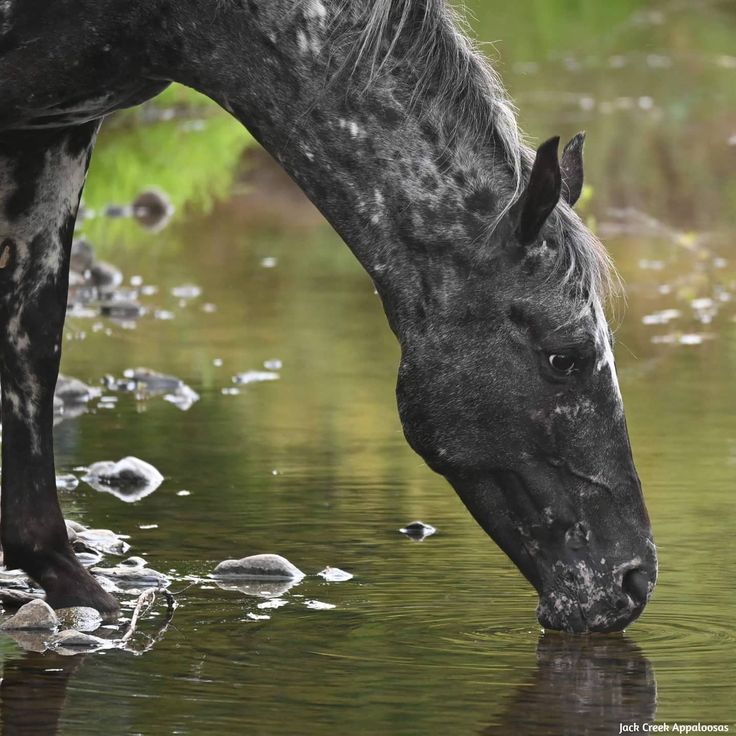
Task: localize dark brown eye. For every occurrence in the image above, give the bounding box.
[548,354,577,374]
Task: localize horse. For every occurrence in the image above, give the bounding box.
[0,0,657,633]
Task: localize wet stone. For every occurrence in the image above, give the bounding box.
[0,599,58,631]
[399,521,437,541]
[70,238,95,274]
[90,262,123,292]
[65,519,88,535]
[74,528,131,556]
[232,370,280,385]
[91,557,171,589]
[55,374,101,405]
[132,189,174,231]
[82,456,164,502]
[49,630,113,653]
[317,567,354,582]
[55,607,103,632]
[56,474,80,491]
[212,554,305,582]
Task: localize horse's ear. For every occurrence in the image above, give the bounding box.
[515,136,561,246]
[560,131,585,207]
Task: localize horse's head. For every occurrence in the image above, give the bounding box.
[396,135,656,633]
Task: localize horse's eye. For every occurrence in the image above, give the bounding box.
[548,353,577,374]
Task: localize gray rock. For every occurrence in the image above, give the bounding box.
[74,550,104,567]
[0,589,44,608]
[75,527,131,555]
[55,374,101,405]
[124,367,182,394]
[66,519,88,534]
[55,607,103,632]
[56,474,79,491]
[0,569,32,589]
[70,238,95,274]
[0,599,58,631]
[132,189,174,232]
[91,557,170,589]
[90,261,123,291]
[82,456,164,502]
[212,554,305,582]
[49,629,113,653]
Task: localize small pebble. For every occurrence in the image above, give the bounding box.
[400,521,437,540]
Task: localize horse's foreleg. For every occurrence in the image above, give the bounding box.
[0,122,119,615]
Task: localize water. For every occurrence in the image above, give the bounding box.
[1,1,735,733]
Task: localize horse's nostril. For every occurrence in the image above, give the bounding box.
[622,568,649,607]
[564,522,590,550]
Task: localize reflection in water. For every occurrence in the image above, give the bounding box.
[487,635,656,735]
[0,652,84,736]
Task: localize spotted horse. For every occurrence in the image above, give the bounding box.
[0,0,657,632]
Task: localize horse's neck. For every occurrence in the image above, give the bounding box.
[156,0,515,333]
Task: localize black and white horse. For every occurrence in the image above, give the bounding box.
[0,0,656,632]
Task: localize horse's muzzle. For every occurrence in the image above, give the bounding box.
[534,545,658,633]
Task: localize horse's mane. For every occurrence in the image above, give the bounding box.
[325,0,617,308]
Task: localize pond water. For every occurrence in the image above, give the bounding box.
[1,1,735,733]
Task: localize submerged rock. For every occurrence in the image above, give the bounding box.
[399,521,437,541]
[212,578,299,599]
[55,607,103,632]
[82,456,164,502]
[212,554,305,582]
[0,599,58,631]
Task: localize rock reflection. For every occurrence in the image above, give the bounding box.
[485,634,656,735]
[0,650,84,735]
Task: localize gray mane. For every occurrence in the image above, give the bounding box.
[334,0,617,307]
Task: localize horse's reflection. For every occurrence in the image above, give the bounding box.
[485,634,656,734]
[0,650,84,736]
